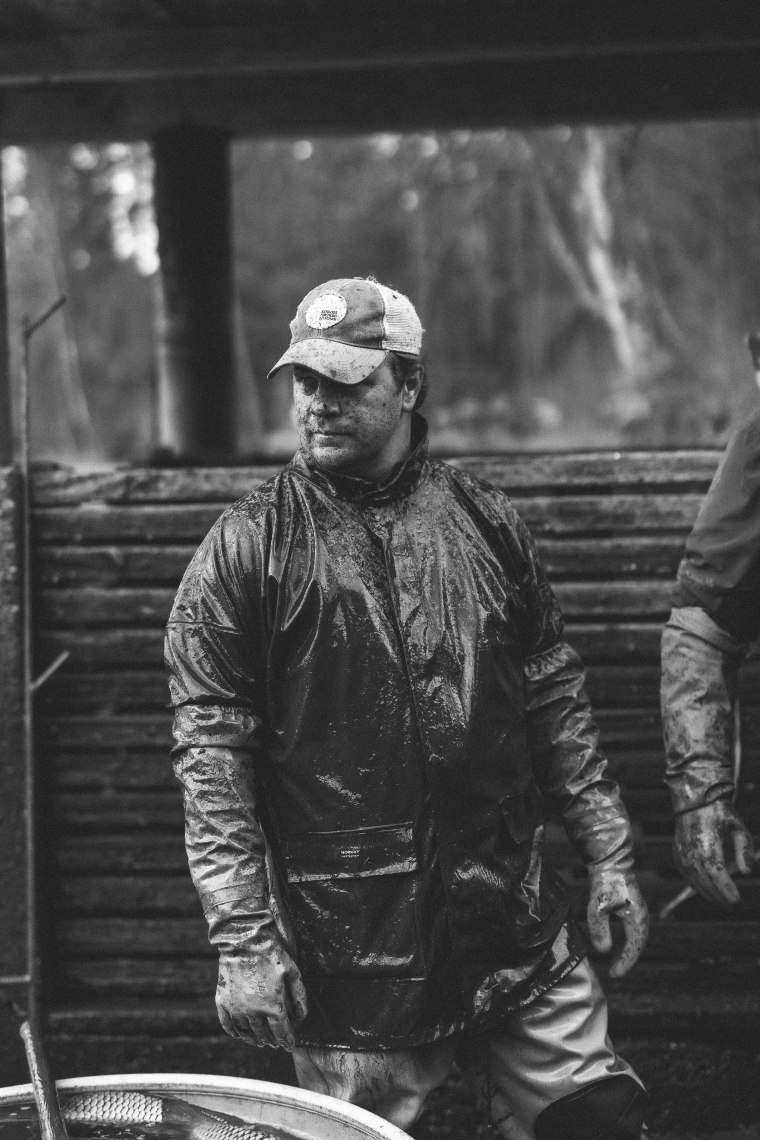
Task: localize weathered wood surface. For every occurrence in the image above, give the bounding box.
[31,451,723,503]
[33,536,690,586]
[0,470,28,988]
[2,3,759,88]
[32,494,708,544]
[35,580,678,626]
[30,451,760,1053]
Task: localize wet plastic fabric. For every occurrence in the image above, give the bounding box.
[661,607,744,815]
[165,416,635,1049]
[672,408,760,641]
[293,959,645,1139]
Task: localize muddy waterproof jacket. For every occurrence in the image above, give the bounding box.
[663,411,760,813]
[165,417,634,1049]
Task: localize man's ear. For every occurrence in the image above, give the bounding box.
[400,374,422,412]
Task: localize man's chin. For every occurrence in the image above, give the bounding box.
[306,439,358,472]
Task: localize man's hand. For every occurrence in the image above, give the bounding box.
[216,943,307,1050]
[586,869,649,978]
[674,799,755,905]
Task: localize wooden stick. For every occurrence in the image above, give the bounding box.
[18,1019,68,1140]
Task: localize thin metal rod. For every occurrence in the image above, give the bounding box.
[30,651,70,694]
[18,1019,69,1140]
[18,298,66,1026]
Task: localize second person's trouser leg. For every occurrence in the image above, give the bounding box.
[458,959,647,1139]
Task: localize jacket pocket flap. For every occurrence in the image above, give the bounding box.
[285,822,417,882]
[499,783,546,843]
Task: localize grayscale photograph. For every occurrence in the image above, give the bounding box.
[0,5,758,1140]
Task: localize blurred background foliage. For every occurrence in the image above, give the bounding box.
[6,120,760,465]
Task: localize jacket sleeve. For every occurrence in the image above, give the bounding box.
[510,508,635,874]
[165,511,274,951]
[661,417,760,814]
[673,411,760,642]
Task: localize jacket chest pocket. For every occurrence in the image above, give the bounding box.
[283,822,424,978]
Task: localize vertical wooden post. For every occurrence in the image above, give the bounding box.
[0,467,30,1082]
[0,184,13,467]
[0,170,31,1082]
[152,125,237,463]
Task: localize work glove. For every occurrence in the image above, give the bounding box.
[215,917,308,1050]
[673,799,755,906]
[524,640,650,977]
[586,868,649,978]
[661,608,742,814]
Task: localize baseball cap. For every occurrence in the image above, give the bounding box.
[267,277,423,385]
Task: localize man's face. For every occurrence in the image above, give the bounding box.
[292,358,418,481]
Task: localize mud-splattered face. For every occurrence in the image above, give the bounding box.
[292,359,419,480]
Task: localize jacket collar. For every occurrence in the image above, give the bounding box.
[291,413,429,505]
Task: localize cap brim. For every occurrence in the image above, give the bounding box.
[267,340,388,384]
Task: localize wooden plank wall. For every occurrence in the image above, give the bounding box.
[27,451,760,1073]
[0,468,33,1082]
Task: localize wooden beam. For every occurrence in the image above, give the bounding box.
[0,45,759,143]
[0,3,758,87]
[153,126,237,463]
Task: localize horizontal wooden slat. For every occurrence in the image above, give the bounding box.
[35,546,197,587]
[45,743,671,792]
[32,535,690,588]
[36,665,663,714]
[50,751,176,788]
[32,493,705,545]
[56,835,188,874]
[34,504,225,544]
[37,623,667,668]
[537,536,686,579]
[48,786,670,829]
[48,960,760,1025]
[35,580,677,628]
[34,658,760,717]
[57,875,199,915]
[52,791,760,846]
[53,916,760,961]
[67,865,757,921]
[33,464,279,505]
[58,870,760,925]
[52,792,183,834]
[52,830,679,876]
[31,451,722,506]
[41,715,173,750]
[56,958,218,999]
[39,587,175,626]
[40,709,672,753]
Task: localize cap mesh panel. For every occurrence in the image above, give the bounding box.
[374,281,422,354]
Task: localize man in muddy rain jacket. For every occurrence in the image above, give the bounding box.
[165,277,650,1140]
[662,413,758,906]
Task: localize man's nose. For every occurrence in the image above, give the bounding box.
[312,380,342,414]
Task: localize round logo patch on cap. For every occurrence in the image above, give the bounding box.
[304,292,348,330]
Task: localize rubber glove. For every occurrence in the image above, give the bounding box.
[586,868,650,978]
[216,918,308,1050]
[524,640,650,977]
[673,799,755,906]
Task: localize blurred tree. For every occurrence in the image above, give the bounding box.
[8,120,760,462]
